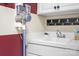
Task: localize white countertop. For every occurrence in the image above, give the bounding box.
[29,38,79,51]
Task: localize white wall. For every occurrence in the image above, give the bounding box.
[0,6,17,35]
[26,14,45,42]
[27,14,45,33]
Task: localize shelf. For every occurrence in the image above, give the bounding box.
[47,18,79,26]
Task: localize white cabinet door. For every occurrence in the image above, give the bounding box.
[37,3,79,16]
[60,3,79,11]
[53,3,79,15]
[37,3,55,14]
[37,3,72,14]
[28,44,79,56]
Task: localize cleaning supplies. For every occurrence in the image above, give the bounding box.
[74,29,79,40]
[75,31,79,40]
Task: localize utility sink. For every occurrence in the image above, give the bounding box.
[44,37,70,44]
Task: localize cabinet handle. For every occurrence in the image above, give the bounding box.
[54,6,60,10]
[57,5,60,9]
[54,6,56,10]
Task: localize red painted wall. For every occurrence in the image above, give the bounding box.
[0,3,37,13]
[24,3,37,14]
[0,34,22,56]
[0,3,15,9]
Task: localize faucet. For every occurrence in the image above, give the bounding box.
[56,30,65,38]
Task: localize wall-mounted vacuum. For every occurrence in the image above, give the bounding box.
[15,3,31,56]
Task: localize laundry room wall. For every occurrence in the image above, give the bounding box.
[27,14,45,33]
[25,3,45,33]
[0,5,17,35]
[26,14,45,43]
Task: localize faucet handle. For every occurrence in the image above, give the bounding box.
[44,32,48,35]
